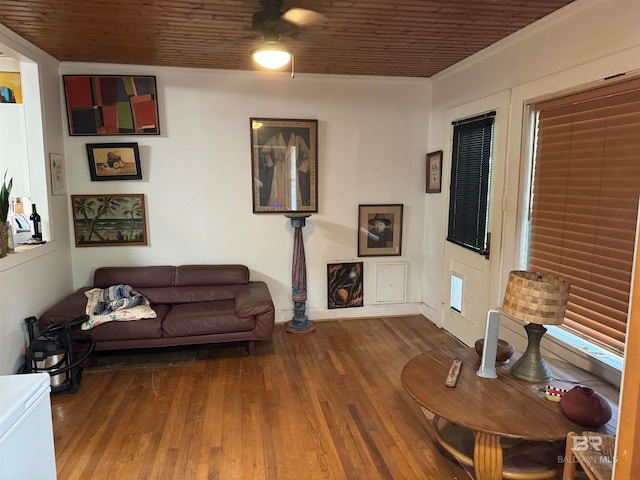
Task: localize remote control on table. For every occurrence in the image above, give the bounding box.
[445,358,462,387]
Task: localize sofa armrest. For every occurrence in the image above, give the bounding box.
[39,288,91,329]
[234,281,274,318]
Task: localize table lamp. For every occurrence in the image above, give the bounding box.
[501,270,570,382]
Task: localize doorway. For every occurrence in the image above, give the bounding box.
[440,92,509,346]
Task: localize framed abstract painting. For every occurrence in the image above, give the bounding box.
[63,75,160,136]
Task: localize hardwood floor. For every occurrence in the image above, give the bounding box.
[51,316,470,480]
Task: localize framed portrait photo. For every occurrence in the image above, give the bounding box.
[358,204,403,257]
[71,194,147,247]
[426,150,443,193]
[86,143,142,181]
[250,118,318,213]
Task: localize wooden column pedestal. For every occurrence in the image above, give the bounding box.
[285,214,315,334]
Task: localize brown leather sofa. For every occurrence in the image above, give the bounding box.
[39,265,275,354]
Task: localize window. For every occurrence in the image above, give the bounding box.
[450,273,463,313]
[528,77,640,354]
[447,112,495,253]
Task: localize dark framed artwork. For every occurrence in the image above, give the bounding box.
[86,143,142,181]
[71,194,147,247]
[358,204,403,257]
[426,150,443,193]
[250,118,318,213]
[63,75,160,136]
[327,262,363,309]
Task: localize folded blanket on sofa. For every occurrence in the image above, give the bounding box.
[91,284,146,315]
[82,285,157,330]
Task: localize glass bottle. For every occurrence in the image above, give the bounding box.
[30,203,42,241]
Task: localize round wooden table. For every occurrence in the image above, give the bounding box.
[401,348,617,480]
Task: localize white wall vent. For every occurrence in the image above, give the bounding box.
[375,262,407,303]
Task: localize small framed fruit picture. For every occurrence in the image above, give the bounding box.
[86,142,142,181]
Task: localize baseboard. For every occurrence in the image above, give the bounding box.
[274,302,423,324]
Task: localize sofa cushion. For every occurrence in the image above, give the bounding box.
[87,304,170,341]
[94,265,250,289]
[175,265,249,286]
[162,300,256,337]
[94,266,175,288]
[135,284,243,305]
[81,303,158,331]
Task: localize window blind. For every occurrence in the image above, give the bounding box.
[447,112,495,253]
[529,77,640,353]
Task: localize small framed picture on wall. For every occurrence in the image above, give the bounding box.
[426,150,443,193]
[357,204,403,257]
[86,143,142,181]
[70,194,147,247]
[49,153,66,195]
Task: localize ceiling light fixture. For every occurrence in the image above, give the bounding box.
[252,41,292,70]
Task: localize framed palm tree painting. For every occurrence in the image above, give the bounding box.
[71,194,147,246]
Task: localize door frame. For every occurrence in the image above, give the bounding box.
[440,90,511,345]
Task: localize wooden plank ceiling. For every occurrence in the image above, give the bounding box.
[0,0,573,77]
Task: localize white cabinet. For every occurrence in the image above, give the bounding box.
[0,373,56,480]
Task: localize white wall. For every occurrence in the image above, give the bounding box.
[425,0,640,382]
[60,64,431,323]
[0,25,72,374]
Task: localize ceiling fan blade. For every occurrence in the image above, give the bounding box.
[281,7,326,28]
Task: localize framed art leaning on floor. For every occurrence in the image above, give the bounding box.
[327,262,363,309]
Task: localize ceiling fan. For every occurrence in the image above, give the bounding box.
[250,0,326,71]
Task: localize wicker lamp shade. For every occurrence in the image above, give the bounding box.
[502,270,570,325]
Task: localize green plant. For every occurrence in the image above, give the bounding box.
[0,170,13,223]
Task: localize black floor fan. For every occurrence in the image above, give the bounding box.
[23,315,95,394]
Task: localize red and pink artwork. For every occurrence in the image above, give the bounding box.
[63,75,160,136]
